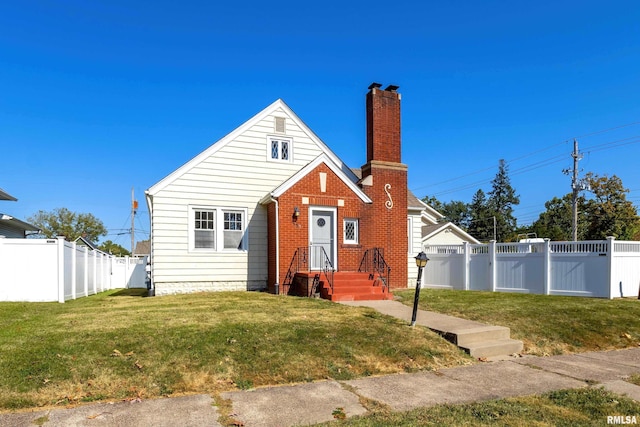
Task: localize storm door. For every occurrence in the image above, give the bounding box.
[309,208,336,270]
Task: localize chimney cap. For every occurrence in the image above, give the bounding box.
[384,84,400,92]
[368,82,382,90]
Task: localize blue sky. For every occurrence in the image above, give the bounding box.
[2,1,639,248]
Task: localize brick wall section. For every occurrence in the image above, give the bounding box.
[361,163,408,289]
[273,163,367,289]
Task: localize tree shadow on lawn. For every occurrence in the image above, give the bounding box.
[109,289,149,297]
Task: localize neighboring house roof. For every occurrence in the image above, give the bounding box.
[0,188,17,201]
[261,154,372,204]
[0,213,39,236]
[147,99,359,196]
[407,191,427,212]
[74,236,98,251]
[421,221,481,245]
[421,205,445,224]
[134,239,150,255]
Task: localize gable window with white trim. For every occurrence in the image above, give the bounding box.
[267,136,292,162]
[190,206,248,252]
[343,218,359,245]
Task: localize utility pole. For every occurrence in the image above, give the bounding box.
[571,139,580,242]
[131,187,137,254]
[564,139,589,241]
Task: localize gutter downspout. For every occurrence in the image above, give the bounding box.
[144,191,155,296]
[275,198,280,295]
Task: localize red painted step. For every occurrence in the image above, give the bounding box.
[319,271,392,301]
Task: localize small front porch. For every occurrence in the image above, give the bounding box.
[279,247,393,301]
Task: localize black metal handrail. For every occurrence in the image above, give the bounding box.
[283,247,308,289]
[283,246,334,295]
[318,246,335,295]
[358,247,391,291]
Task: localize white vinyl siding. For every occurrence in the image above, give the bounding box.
[150,105,329,291]
[407,213,424,287]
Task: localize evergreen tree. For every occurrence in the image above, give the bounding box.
[468,189,493,241]
[487,159,520,241]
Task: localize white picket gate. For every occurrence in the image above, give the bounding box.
[421,237,640,299]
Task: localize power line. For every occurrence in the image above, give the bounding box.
[416,133,640,198]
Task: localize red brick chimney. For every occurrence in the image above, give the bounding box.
[361,83,408,289]
[366,82,401,164]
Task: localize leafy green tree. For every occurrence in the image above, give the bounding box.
[487,159,520,241]
[28,208,107,242]
[468,189,493,241]
[530,194,588,241]
[583,173,640,240]
[99,240,131,256]
[530,173,639,241]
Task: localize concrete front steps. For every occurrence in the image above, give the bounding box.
[445,325,524,358]
[320,272,393,302]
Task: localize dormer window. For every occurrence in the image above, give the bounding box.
[267,137,292,162]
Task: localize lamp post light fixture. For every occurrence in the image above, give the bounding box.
[411,251,429,326]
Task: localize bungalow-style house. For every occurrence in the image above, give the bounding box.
[421,205,480,248]
[146,84,425,300]
[0,188,39,238]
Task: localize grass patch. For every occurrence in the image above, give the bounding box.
[0,290,472,411]
[395,289,640,355]
[313,387,640,426]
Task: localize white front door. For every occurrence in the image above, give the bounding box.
[310,208,336,270]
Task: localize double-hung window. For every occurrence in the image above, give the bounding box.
[343,218,359,245]
[191,207,247,251]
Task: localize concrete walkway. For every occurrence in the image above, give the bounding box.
[3,306,640,427]
[341,300,523,358]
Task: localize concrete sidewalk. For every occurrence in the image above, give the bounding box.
[3,303,640,427]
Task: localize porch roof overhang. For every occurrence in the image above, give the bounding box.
[0,189,17,201]
[259,153,373,205]
[0,214,39,232]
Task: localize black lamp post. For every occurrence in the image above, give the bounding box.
[411,251,429,326]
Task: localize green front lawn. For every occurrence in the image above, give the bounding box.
[0,290,471,411]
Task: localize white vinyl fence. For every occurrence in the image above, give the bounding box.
[422,237,640,299]
[0,236,148,303]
